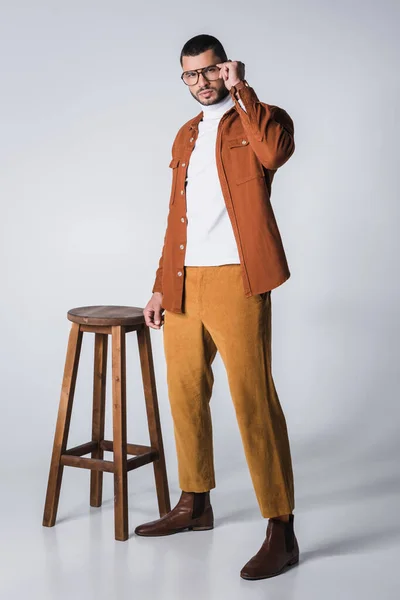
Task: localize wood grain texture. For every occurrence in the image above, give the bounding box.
[42,322,83,527]
[137,324,171,516]
[111,325,129,541]
[90,333,108,507]
[43,306,171,541]
[68,305,145,327]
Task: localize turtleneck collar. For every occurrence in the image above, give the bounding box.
[201,91,235,120]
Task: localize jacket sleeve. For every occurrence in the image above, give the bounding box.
[151,136,179,294]
[151,226,167,294]
[229,80,295,170]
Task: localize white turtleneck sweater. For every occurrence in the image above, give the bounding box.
[183,92,247,266]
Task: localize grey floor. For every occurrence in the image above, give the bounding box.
[1,455,399,600]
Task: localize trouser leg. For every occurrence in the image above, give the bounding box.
[162,267,218,492]
[200,265,295,518]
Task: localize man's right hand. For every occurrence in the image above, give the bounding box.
[143,292,165,329]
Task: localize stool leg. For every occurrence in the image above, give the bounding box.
[90,333,108,507]
[43,322,83,527]
[111,325,129,541]
[137,324,171,516]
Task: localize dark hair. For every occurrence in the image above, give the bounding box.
[180,34,228,66]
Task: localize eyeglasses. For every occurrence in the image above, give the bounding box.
[181,64,221,86]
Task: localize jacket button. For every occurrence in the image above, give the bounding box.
[182,163,186,167]
[180,190,184,195]
[179,244,184,249]
[190,137,194,142]
[177,271,182,276]
[242,140,247,145]
[180,217,185,222]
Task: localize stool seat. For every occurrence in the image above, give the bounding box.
[68,305,145,327]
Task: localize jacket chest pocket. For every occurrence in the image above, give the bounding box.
[168,157,182,206]
[227,137,265,185]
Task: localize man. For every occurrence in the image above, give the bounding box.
[135,33,299,580]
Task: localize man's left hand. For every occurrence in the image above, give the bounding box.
[216,60,245,91]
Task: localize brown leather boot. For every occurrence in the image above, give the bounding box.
[134,491,214,537]
[240,514,299,580]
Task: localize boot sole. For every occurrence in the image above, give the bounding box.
[240,555,299,580]
[135,524,214,537]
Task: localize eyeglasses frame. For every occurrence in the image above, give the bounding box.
[180,63,222,86]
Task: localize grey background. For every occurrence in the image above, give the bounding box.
[1,1,399,599]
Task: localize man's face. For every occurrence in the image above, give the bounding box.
[181,49,229,106]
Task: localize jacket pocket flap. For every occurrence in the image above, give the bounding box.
[228,137,249,148]
[236,172,265,185]
[169,157,180,168]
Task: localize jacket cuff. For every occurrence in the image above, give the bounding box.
[152,282,163,294]
[229,79,258,123]
[230,79,249,92]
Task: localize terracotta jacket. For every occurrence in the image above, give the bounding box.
[152,79,295,313]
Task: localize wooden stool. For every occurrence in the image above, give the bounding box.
[42,305,171,541]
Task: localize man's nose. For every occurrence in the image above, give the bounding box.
[198,72,209,87]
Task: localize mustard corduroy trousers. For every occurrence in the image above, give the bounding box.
[162,264,295,518]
